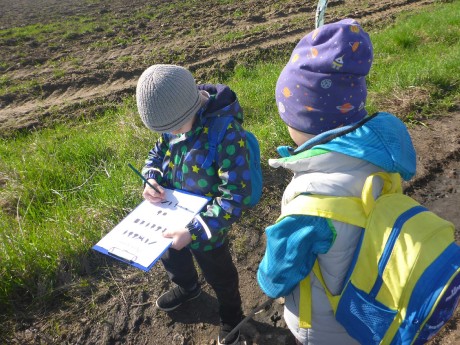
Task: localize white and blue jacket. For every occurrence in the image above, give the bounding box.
[257,112,416,345]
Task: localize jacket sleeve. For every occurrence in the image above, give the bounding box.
[141,134,169,184]
[189,120,253,241]
[257,215,335,299]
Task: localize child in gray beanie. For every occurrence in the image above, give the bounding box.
[136,64,254,345]
[257,19,416,345]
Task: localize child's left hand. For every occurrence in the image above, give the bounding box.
[162,227,192,250]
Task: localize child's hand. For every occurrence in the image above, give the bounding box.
[142,179,165,203]
[162,227,192,250]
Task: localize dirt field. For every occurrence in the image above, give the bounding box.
[1,0,459,344]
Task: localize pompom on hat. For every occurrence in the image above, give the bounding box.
[136,64,202,133]
[275,19,373,134]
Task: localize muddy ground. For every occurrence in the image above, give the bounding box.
[1,0,459,344]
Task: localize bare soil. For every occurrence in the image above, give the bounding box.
[1,1,459,344]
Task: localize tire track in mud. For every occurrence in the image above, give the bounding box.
[0,0,437,135]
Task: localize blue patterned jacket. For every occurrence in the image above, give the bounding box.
[142,84,253,251]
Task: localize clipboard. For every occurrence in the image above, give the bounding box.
[92,188,210,271]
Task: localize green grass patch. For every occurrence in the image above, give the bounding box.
[1,1,459,309]
[0,98,155,305]
[366,2,460,118]
[0,78,42,98]
[230,62,291,159]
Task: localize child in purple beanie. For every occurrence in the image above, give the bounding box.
[257,19,416,345]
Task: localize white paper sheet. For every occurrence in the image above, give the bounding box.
[93,188,210,271]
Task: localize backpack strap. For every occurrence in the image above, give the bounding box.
[361,172,402,216]
[279,172,402,224]
[299,272,312,328]
[299,261,340,328]
[279,194,366,228]
[283,193,366,328]
[201,115,234,169]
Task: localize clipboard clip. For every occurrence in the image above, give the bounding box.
[108,247,138,263]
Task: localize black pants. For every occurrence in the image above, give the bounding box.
[161,241,243,325]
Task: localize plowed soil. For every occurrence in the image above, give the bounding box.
[1,1,459,344]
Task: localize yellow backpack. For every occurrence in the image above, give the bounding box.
[282,172,460,345]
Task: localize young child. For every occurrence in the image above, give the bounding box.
[136,64,254,345]
[257,19,416,345]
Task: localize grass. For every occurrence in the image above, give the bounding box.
[0,78,42,98]
[231,62,291,158]
[0,99,153,304]
[367,2,460,120]
[1,1,459,310]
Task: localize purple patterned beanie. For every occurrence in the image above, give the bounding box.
[275,19,373,134]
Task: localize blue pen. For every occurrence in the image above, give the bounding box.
[128,163,161,194]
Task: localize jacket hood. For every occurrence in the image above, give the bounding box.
[273,112,416,181]
[198,84,244,124]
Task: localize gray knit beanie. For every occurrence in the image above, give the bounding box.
[136,64,202,133]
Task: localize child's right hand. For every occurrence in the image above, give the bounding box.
[142,179,165,203]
